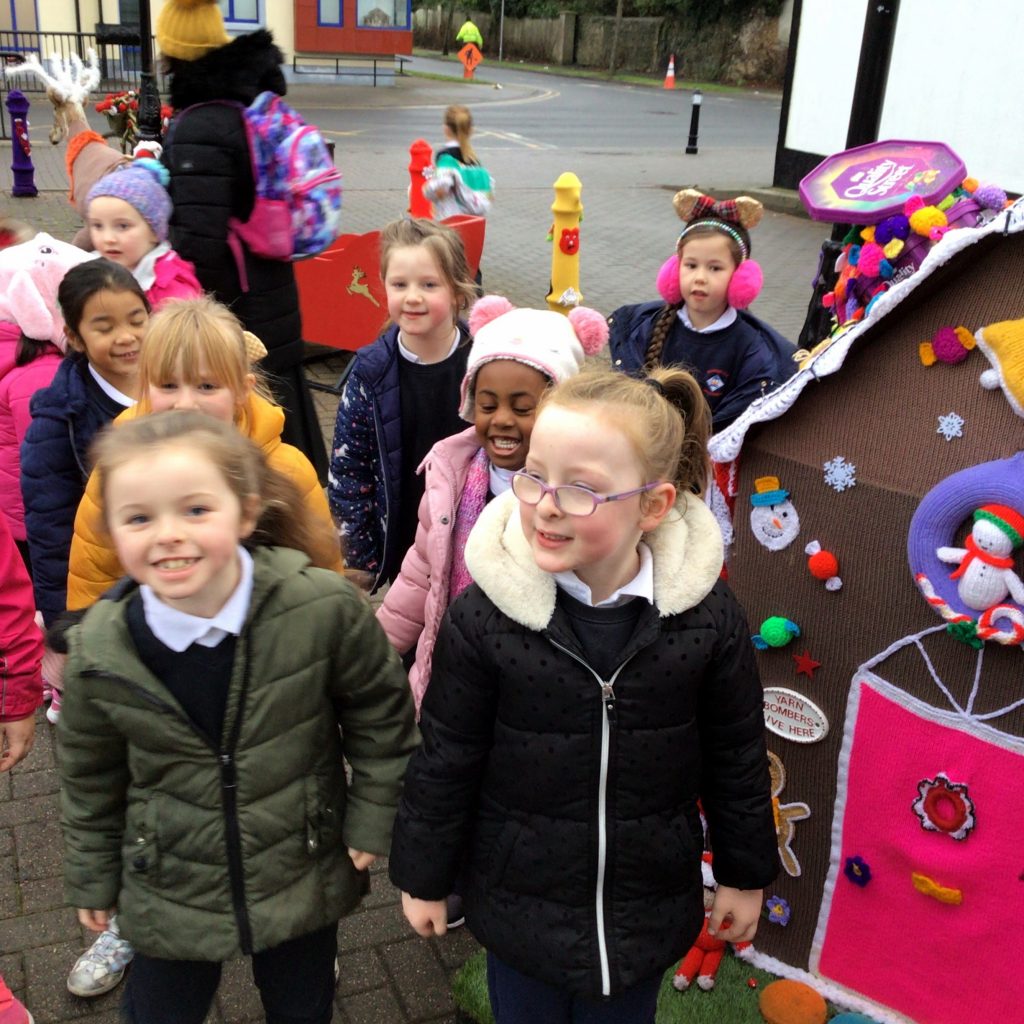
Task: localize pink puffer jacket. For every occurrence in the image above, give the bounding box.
[0,510,43,721]
[146,248,202,310]
[376,426,483,712]
[0,325,61,541]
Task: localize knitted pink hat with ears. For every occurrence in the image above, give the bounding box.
[0,233,99,349]
[460,295,608,421]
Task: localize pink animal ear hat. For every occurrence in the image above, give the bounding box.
[460,296,609,421]
[0,233,99,349]
[655,188,764,310]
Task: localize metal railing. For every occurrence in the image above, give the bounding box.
[0,30,167,141]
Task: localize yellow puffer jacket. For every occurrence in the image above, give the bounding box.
[66,395,342,611]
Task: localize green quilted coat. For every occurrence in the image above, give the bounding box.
[58,546,418,961]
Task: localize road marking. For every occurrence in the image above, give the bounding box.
[478,129,556,150]
[299,88,560,113]
[319,129,366,137]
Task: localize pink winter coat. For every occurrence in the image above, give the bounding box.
[0,324,61,541]
[0,510,43,721]
[145,247,202,310]
[376,426,483,711]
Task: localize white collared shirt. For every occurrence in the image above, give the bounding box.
[132,240,171,292]
[554,542,654,608]
[678,305,738,333]
[87,364,135,407]
[140,546,254,652]
[397,328,461,364]
[489,463,515,497]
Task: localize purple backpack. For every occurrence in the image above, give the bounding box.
[228,91,342,263]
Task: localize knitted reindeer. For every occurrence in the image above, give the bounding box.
[4,50,100,144]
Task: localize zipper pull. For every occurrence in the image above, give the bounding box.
[220,753,237,789]
[602,682,616,726]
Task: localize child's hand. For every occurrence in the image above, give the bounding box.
[401,891,448,938]
[78,907,114,932]
[0,716,35,772]
[348,848,376,871]
[707,886,763,943]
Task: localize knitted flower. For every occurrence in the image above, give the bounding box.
[844,855,872,887]
[765,896,791,926]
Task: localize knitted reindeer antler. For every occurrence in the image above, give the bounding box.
[5,50,101,144]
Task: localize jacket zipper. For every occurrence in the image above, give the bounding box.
[548,639,635,998]
[80,639,257,953]
[370,392,392,592]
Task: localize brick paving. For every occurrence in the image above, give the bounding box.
[0,59,829,1023]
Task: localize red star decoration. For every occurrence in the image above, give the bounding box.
[792,649,821,679]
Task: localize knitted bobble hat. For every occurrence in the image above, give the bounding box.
[459,296,609,421]
[86,160,172,242]
[156,0,230,61]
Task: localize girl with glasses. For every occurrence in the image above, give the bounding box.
[389,366,778,1023]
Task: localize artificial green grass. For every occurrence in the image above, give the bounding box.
[452,949,863,1023]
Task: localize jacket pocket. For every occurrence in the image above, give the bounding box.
[304,771,346,857]
[122,795,161,884]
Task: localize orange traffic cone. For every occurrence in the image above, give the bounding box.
[663,54,676,89]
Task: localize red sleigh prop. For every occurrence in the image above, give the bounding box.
[297,215,485,394]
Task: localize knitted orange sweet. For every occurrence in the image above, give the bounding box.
[758,979,828,1024]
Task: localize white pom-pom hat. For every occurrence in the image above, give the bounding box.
[459,295,609,421]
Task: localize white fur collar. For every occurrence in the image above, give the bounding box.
[465,489,724,631]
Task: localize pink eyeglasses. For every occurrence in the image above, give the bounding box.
[512,471,661,517]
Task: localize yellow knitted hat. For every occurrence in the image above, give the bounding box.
[156,0,230,61]
[975,319,1024,419]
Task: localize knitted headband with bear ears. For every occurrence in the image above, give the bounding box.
[655,188,765,310]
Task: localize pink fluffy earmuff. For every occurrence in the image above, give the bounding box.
[655,252,764,310]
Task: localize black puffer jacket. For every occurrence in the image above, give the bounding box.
[389,491,778,999]
[162,31,302,375]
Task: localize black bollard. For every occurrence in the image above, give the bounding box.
[685,89,702,155]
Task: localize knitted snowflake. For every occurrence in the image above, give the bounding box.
[936,411,965,442]
[823,456,857,492]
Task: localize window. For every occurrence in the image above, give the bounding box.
[318,0,342,27]
[218,0,259,25]
[357,0,408,29]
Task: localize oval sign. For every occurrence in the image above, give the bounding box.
[763,687,829,744]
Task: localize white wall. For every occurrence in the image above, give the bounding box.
[784,0,866,157]
[879,0,1024,192]
[785,0,1024,193]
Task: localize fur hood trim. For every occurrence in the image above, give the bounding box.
[167,30,286,110]
[465,489,724,631]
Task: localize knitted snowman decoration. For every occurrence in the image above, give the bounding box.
[749,476,800,551]
[936,504,1024,612]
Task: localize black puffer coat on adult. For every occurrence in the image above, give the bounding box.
[389,490,778,1000]
[162,30,328,480]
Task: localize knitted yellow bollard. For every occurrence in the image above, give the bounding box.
[546,171,582,314]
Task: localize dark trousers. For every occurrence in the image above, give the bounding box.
[486,953,661,1024]
[122,924,337,1024]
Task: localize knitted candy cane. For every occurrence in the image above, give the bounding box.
[916,573,1024,645]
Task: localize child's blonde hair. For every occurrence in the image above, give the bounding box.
[539,367,711,497]
[443,104,478,165]
[93,409,341,569]
[379,218,476,319]
[137,297,274,427]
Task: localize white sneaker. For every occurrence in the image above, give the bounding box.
[44,689,61,725]
[67,919,134,997]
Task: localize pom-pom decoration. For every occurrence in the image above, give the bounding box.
[973,183,1007,210]
[468,294,515,336]
[856,242,885,277]
[875,214,910,245]
[805,540,842,591]
[903,195,925,216]
[909,205,947,237]
[567,304,610,354]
